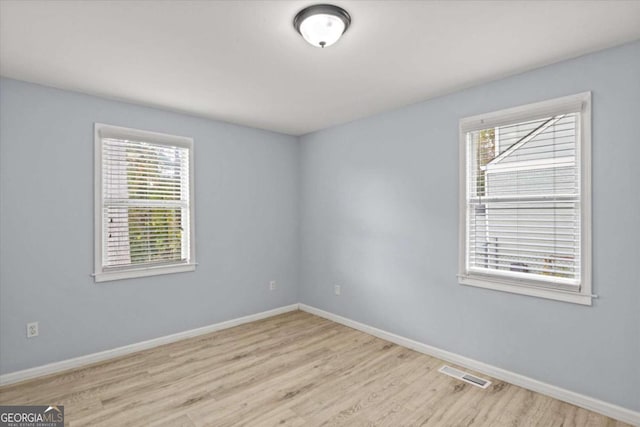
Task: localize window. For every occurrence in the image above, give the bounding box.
[94,123,195,282]
[458,93,592,305]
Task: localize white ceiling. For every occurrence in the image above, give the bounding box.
[1,1,639,135]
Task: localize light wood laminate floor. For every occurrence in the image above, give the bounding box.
[0,311,629,426]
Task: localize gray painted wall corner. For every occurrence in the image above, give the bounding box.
[298,41,640,411]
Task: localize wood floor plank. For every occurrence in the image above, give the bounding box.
[0,311,630,426]
[148,414,196,427]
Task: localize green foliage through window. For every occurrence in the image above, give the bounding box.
[125,145,184,265]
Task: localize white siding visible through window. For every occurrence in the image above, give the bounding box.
[94,124,195,282]
[468,113,580,286]
[458,93,592,305]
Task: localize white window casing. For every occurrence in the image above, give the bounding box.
[94,123,196,282]
[458,92,592,305]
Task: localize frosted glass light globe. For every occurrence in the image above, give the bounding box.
[294,5,351,48]
[299,13,346,48]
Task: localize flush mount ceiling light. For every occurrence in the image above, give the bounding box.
[294,4,351,48]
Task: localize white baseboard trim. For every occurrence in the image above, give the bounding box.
[299,303,640,426]
[0,304,299,388]
[2,302,637,425]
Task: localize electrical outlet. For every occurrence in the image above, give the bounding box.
[269,280,277,291]
[27,322,39,338]
[334,284,341,296]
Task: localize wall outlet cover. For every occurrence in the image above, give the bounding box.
[27,322,39,338]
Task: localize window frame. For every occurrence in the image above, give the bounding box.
[94,123,196,282]
[458,92,592,305]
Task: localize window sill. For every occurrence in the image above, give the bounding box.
[94,263,196,283]
[458,275,592,306]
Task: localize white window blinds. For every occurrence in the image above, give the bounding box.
[95,124,195,282]
[459,93,592,305]
[465,113,581,288]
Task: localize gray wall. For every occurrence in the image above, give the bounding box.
[299,41,640,411]
[0,78,300,374]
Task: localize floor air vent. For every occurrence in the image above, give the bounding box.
[438,365,491,389]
